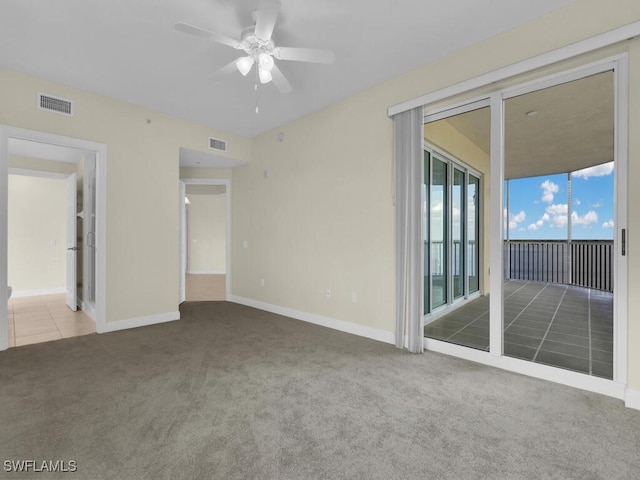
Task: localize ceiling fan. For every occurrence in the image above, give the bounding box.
[175,0,335,95]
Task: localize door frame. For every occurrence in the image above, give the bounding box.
[0,126,107,350]
[419,54,628,402]
[179,178,232,301]
[65,172,78,312]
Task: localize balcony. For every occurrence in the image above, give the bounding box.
[504,240,613,292]
[424,239,614,379]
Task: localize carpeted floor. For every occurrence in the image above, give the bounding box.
[0,301,639,479]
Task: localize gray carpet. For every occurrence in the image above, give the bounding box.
[0,301,639,479]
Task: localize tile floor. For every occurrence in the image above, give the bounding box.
[424,280,614,379]
[7,294,96,347]
[185,274,226,301]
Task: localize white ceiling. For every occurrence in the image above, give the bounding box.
[0,0,576,139]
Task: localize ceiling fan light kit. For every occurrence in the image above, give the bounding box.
[236,56,254,76]
[175,0,334,96]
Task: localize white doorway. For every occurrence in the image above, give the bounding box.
[0,127,107,351]
[179,178,231,302]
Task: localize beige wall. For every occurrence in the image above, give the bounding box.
[9,155,76,175]
[232,0,640,390]
[8,174,67,292]
[187,193,226,273]
[180,167,232,179]
[0,68,251,322]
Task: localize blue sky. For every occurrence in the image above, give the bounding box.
[505,161,614,240]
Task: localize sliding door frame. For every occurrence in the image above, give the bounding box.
[419,53,628,402]
[422,141,483,321]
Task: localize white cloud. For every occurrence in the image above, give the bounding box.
[572,161,614,179]
[591,201,603,209]
[504,209,526,230]
[603,219,614,228]
[552,215,568,227]
[512,210,526,223]
[541,180,559,203]
[528,223,539,231]
[575,199,581,206]
[571,210,598,225]
[546,204,568,216]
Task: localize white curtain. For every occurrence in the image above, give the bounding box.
[394,107,424,353]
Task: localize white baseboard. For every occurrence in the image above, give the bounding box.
[11,287,66,298]
[96,310,180,334]
[229,295,395,345]
[187,270,226,275]
[625,387,640,410]
[78,299,96,321]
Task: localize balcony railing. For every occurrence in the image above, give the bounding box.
[504,240,613,292]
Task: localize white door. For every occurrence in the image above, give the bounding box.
[66,173,77,311]
[179,180,186,303]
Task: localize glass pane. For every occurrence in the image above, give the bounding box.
[502,71,614,379]
[424,106,490,351]
[423,150,430,315]
[431,157,447,308]
[453,168,465,299]
[468,174,480,293]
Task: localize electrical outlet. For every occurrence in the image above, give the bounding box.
[260,278,265,287]
[325,288,332,298]
[350,291,357,303]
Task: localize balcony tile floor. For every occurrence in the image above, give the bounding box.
[424,280,614,379]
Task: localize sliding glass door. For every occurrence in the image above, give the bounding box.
[430,157,448,310]
[422,104,489,349]
[422,145,482,316]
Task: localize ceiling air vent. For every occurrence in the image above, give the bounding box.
[209,137,227,152]
[38,93,73,116]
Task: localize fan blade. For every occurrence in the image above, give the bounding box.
[273,47,335,64]
[271,65,292,94]
[254,0,281,41]
[175,22,241,49]
[208,60,240,80]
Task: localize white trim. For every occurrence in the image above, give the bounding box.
[8,167,70,179]
[78,298,96,319]
[424,337,626,401]
[96,310,180,334]
[388,21,640,117]
[613,55,629,384]
[489,93,504,357]
[0,127,107,349]
[423,97,490,123]
[11,287,66,298]
[187,270,226,275]
[0,132,7,350]
[501,56,624,100]
[230,295,395,345]
[180,178,231,300]
[625,388,640,410]
[179,180,186,303]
